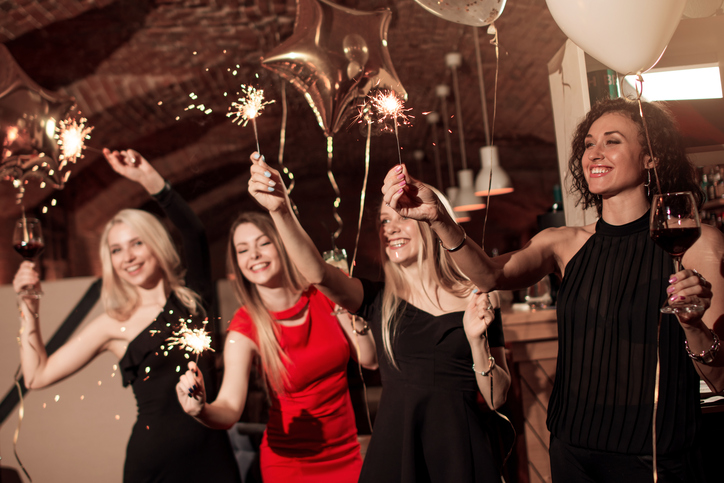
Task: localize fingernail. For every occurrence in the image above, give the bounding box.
[260,155,266,163]
[267,186,275,192]
[397,188,404,194]
[192,385,197,391]
[194,370,198,376]
[253,153,260,160]
[264,170,271,178]
[670,295,678,302]
[669,276,677,283]
[268,180,276,187]
[188,394,192,398]
[679,296,686,301]
[395,166,402,173]
[472,288,478,294]
[397,173,405,180]
[399,180,406,187]
[667,286,675,293]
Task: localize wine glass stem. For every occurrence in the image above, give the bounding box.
[673,256,683,274]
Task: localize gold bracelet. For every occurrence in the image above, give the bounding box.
[351,315,369,335]
[439,224,467,252]
[685,329,720,365]
[473,356,496,376]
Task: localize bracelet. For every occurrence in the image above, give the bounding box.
[685,329,720,365]
[473,356,496,376]
[439,225,467,252]
[351,316,369,335]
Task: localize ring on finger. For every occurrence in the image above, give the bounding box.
[693,269,708,285]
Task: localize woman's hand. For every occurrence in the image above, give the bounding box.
[381,163,444,223]
[176,361,207,417]
[13,261,41,307]
[463,290,499,343]
[667,268,712,324]
[248,152,289,213]
[103,148,165,194]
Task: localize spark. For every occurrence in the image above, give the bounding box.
[227,85,274,127]
[56,117,94,168]
[369,90,412,129]
[165,319,214,361]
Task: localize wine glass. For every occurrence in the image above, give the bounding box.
[13,217,45,298]
[649,192,702,314]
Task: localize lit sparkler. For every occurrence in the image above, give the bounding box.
[56,116,94,169]
[166,319,214,363]
[367,90,412,164]
[227,84,275,154]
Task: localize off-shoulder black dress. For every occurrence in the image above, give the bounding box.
[355,279,505,483]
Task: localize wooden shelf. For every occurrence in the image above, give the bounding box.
[703,197,724,211]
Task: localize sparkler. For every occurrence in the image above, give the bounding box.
[166,319,214,364]
[367,90,412,165]
[227,84,275,154]
[56,116,94,169]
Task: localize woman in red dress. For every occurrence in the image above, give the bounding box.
[176,211,377,482]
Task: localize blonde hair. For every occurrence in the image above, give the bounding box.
[379,188,472,367]
[227,212,307,394]
[99,209,203,321]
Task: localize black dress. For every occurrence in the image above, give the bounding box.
[355,279,505,483]
[119,186,240,483]
[549,212,704,481]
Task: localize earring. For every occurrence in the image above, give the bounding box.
[644,169,651,197]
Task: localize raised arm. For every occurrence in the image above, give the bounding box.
[14,262,112,389]
[176,332,256,429]
[247,152,364,312]
[382,163,566,291]
[464,291,510,409]
[675,225,724,393]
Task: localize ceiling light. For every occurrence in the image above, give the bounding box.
[475,146,513,196]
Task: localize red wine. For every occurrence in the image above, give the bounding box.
[651,227,701,257]
[14,240,45,259]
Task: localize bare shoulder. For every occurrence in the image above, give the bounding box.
[684,224,724,268]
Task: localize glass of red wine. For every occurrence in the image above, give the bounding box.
[13,217,45,298]
[649,192,703,314]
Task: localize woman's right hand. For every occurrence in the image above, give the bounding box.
[381,163,445,223]
[13,261,41,307]
[248,152,289,213]
[176,361,207,417]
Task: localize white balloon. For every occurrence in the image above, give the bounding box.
[414,0,507,27]
[545,0,687,75]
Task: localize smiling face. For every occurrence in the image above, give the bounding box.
[583,112,651,201]
[233,222,283,288]
[379,204,420,267]
[107,222,163,290]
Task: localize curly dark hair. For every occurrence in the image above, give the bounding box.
[567,97,704,216]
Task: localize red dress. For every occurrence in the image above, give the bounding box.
[228,286,362,482]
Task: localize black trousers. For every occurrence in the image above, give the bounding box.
[549,436,708,483]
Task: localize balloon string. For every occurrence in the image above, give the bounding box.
[276,82,299,217]
[481,24,500,251]
[634,75,662,195]
[350,122,371,278]
[326,136,343,243]
[13,368,32,482]
[652,312,662,483]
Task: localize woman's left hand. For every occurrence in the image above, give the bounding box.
[381,164,443,223]
[464,290,498,342]
[103,148,165,194]
[667,268,712,323]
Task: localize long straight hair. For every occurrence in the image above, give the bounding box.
[99,209,203,321]
[227,212,307,394]
[378,191,473,367]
